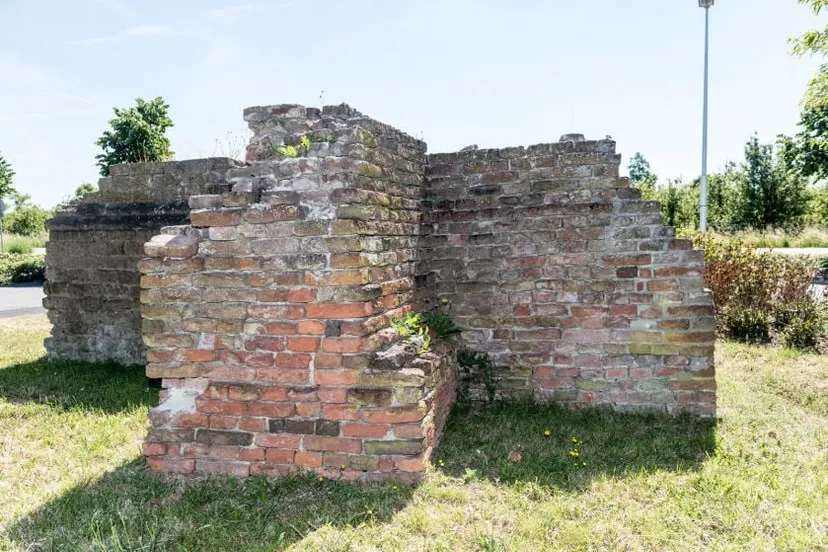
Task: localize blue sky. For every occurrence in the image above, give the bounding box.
[0,0,825,207]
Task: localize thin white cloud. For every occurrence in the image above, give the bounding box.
[70,24,177,46]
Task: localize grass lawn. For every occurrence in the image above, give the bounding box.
[1,316,826,551]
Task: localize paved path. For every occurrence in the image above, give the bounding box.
[0,283,45,318]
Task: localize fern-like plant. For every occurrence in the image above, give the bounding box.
[274,144,299,157]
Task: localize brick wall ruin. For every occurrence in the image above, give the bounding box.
[45,159,242,365]
[423,143,716,413]
[44,103,715,481]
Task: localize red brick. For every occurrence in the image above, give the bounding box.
[297,320,327,335]
[322,404,362,421]
[208,445,240,460]
[256,290,289,302]
[315,370,358,385]
[208,415,239,429]
[314,353,342,368]
[306,303,369,319]
[318,387,348,403]
[392,424,425,439]
[266,449,296,464]
[142,442,167,456]
[246,352,275,367]
[362,407,425,424]
[255,434,301,448]
[260,387,289,401]
[196,399,246,416]
[343,423,390,438]
[605,368,628,379]
[266,322,298,335]
[295,451,323,467]
[182,349,216,362]
[239,448,266,462]
[394,456,425,473]
[256,368,310,383]
[287,337,321,352]
[296,402,321,417]
[288,288,317,303]
[304,436,362,453]
[274,353,312,368]
[321,337,363,353]
[647,280,679,292]
[239,417,267,432]
[246,402,296,417]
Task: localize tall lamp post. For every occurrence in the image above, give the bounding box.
[699,0,714,232]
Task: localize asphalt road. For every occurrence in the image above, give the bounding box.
[0,283,45,318]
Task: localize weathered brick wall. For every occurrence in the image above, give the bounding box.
[422,136,716,415]
[141,105,455,480]
[44,159,241,365]
[44,101,715,481]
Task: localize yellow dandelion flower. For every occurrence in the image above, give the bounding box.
[544,430,551,437]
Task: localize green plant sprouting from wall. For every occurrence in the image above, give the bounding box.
[390,299,460,355]
[272,133,333,158]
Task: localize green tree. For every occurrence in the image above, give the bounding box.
[0,152,16,200]
[705,162,741,231]
[791,0,828,57]
[95,97,174,176]
[74,182,97,198]
[628,152,658,200]
[5,204,49,236]
[735,135,809,229]
[781,66,828,180]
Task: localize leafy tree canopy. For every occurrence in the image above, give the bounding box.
[628,152,659,201]
[792,0,828,56]
[0,152,16,200]
[95,97,174,176]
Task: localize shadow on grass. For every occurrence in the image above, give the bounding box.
[0,356,156,414]
[433,401,717,490]
[5,394,715,549]
[8,459,415,551]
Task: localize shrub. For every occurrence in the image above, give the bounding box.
[0,253,45,285]
[777,301,825,351]
[721,307,770,343]
[689,232,825,348]
[690,232,815,316]
[10,259,45,283]
[7,242,31,254]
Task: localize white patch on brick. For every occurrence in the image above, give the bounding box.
[155,378,209,414]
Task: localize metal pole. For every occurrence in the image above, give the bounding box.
[0,219,4,254]
[700,5,710,232]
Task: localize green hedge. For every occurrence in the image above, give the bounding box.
[0,253,45,285]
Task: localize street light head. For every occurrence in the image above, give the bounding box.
[699,0,714,7]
